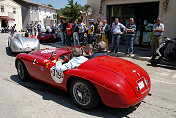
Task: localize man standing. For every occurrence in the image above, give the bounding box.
[111,18,126,53]
[33,23,37,36]
[73,20,79,46]
[86,19,95,55]
[78,19,85,42]
[59,20,64,45]
[95,18,103,42]
[26,24,30,34]
[101,20,111,50]
[11,24,16,37]
[152,17,164,56]
[66,20,73,46]
[62,19,68,45]
[37,23,41,35]
[125,18,136,56]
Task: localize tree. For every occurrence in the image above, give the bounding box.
[47,4,53,8]
[62,0,81,21]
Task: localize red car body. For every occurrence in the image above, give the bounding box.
[15,48,151,109]
[37,33,60,42]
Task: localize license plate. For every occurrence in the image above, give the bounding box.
[41,36,44,37]
[138,81,145,90]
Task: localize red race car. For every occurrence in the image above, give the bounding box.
[37,32,60,43]
[15,47,151,110]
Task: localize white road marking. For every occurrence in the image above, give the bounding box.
[151,79,176,85]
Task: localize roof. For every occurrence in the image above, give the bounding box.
[21,0,58,10]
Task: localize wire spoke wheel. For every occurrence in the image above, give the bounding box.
[70,79,99,110]
[73,83,91,106]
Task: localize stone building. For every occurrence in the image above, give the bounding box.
[0,0,22,32]
[13,0,57,31]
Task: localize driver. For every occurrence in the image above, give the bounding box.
[55,47,88,72]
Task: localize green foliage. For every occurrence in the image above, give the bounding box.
[47,4,53,8]
[57,0,87,21]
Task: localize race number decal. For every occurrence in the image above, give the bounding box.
[50,66,64,84]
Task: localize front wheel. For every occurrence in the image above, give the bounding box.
[70,79,99,110]
[16,60,30,81]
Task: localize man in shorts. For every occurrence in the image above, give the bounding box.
[86,19,95,55]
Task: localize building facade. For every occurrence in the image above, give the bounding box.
[13,0,57,31]
[0,0,22,32]
[87,0,176,46]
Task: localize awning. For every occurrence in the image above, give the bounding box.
[0,16,15,21]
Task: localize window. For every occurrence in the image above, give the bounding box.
[45,9,46,13]
[39,8,41,12]
[1,6,4,12]
[13,8,16,14]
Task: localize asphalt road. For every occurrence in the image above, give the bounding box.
[0,33,176,118]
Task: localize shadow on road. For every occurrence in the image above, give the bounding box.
[147,63,176,70]
[10,75,136,117]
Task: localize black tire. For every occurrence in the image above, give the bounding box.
[70,79,99,110]
[16,60,30,82]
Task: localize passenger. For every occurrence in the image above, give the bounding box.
[55,47,88,72]
[89,41,107,59]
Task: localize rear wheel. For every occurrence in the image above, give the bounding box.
[70,79,99,110]
[16,60,30,81]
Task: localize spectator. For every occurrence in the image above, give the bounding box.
[73,20,79,46]
[55,47,88,72]
[37,23,41,35]
[33,23,37,36]
[30,24,33,36]
[152,17,164,56]
[66,20,73,46]
[62,19,68,45]
[95,18,103,42]
[101,20,111,51]
[78,19,85,42]
[26,24,30,34]
[110,18,126,53]
[11,24,16,37]
[125,18,136,56]
[86,19,95,55]
[46,24,51,33]
[89,41,107,59]
[59,20,64,45]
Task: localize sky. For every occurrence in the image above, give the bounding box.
[29,0,87,9]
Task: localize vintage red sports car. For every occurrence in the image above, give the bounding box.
[15,47,151,110]
[37,32,60,42]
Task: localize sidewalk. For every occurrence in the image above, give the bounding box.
[107,45,151,62]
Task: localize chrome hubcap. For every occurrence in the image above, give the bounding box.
[73,82,90,106]
[17,62,24,79]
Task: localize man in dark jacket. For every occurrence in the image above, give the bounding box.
[89,41,107,59]
[101,20,111,50]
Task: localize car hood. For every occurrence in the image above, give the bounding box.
[91,55,150,98]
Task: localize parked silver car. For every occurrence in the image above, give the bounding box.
[8,34,40,53]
